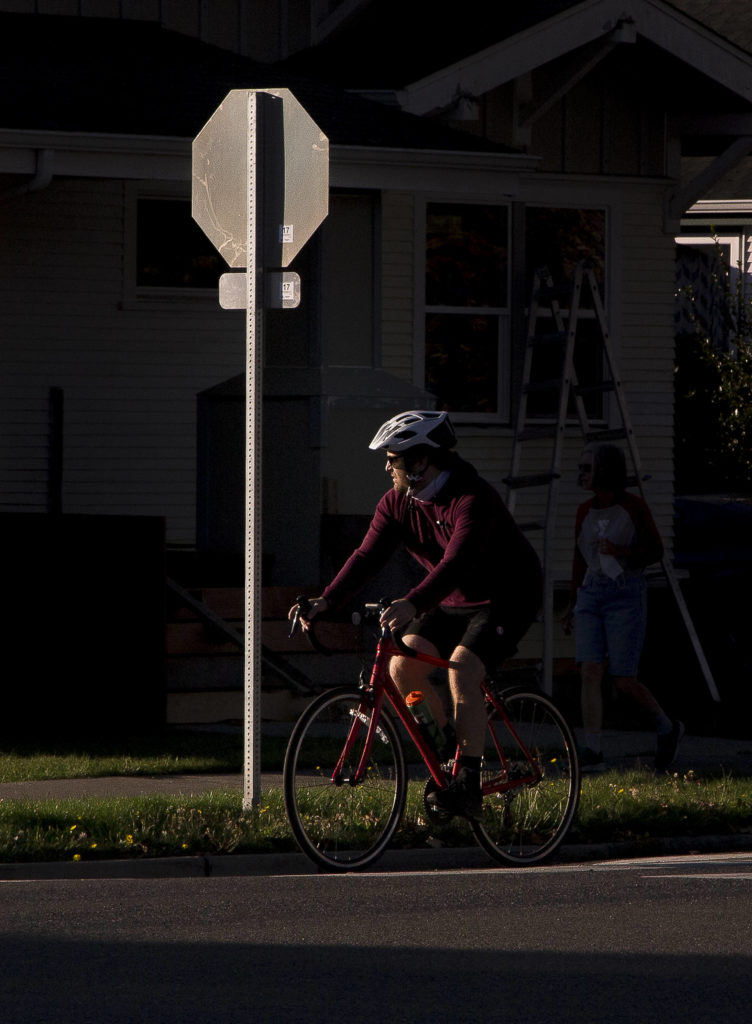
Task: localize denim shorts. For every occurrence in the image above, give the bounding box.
[573,573,647,676]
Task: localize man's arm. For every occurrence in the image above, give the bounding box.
[320,494,403,611]
[404,492,494,613]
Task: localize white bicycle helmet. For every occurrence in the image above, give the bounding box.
[368,410,456,452]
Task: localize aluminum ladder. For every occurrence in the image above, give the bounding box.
[504,262,719,701]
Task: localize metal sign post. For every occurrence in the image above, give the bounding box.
[192,89,328,810]
[244,90,263,809]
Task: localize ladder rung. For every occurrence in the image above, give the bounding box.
[573,381,616,396]
[517,425,559,442]
[584,428,628,443]
[504,472,560,489]
[522,378,561,394]
[528,331,566,347]
[534,285,571,302]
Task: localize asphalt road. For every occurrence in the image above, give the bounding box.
[1,851,750,1023]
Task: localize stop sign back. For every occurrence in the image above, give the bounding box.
[192,88,329,268]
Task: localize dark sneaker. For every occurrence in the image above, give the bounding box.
[425,767,483,822]
[580,747,606,773]
[655,720,685,772]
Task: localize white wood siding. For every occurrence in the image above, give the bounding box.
[0,178,243,544]
[380,191,415,381]
[619,183,676,547]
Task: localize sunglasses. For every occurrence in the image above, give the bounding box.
[385,454,406,468]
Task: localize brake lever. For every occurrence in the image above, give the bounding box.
[288,595,311,640]
[290,594,331,656]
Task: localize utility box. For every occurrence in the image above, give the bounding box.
[0,513,166,740]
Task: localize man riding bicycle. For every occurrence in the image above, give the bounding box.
[289,409,542,821]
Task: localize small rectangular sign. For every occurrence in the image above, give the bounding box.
[219,271,301,309]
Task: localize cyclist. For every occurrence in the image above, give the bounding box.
[289,409,542,821]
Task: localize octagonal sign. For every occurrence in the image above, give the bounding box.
[192,88,329,269]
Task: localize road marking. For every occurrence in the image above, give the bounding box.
[642,873,752,880]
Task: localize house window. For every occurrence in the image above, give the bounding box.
[675,230,749,348]
[524,206,607,420]
[423,202,510,419]
[136,198,223,289]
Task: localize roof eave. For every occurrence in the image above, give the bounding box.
[399,0,752,116]
[0,128,539,192]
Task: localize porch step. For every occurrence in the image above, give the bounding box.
[166,584,362,722]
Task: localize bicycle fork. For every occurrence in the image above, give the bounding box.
[329,688,386,787]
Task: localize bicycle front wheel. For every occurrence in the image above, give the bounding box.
[471,689,580,866]
[283,687,407,871]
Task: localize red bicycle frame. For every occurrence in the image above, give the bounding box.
[332,628,543,797]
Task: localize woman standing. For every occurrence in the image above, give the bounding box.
[561,443,683,772]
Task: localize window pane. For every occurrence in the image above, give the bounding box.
[137,198,223,288]
[524,207,605,292]
[425,313,499,414]
[525,317,604,419]
[426,203,508,307]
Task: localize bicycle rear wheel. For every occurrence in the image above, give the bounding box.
[283,686,407,871]
[471,689,580,866]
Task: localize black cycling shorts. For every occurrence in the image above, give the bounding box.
[403,604,535,673]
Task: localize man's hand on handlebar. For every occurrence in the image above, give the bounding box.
[379,598,416,632]
[288,595,328,632]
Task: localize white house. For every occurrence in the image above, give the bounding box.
[2,1,751,723]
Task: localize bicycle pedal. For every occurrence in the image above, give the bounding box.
[423,780,454,825]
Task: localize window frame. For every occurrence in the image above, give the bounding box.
[416,196,512,424]
[123,184,224,309]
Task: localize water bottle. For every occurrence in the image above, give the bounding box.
[406,691,446,754]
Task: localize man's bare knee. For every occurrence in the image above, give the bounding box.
[389,635,438,691]
[449,645,486,694]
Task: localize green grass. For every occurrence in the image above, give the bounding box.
[570,768,752,845]
[1,758,751,864]
[0,730,291,783]
[0,791,289,863]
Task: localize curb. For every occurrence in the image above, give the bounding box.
[2,833,751,881]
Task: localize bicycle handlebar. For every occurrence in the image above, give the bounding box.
[289,595,417,658]
[288,596,331,656]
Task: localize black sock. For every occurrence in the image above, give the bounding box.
[459,756,481,773]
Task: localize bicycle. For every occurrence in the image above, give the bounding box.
[284,598,580,872]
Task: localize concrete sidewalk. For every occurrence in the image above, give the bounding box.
[0,728,749,804]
